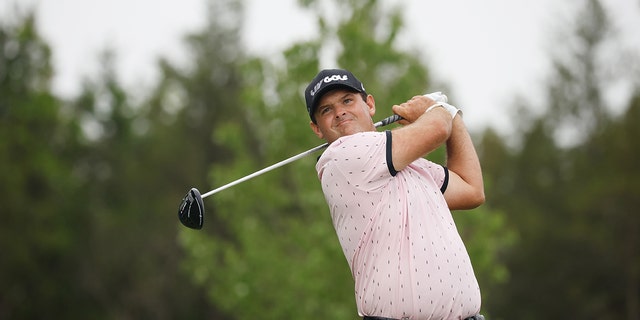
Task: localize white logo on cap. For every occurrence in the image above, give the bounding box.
[310,74,348,96]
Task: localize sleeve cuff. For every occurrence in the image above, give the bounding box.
[440,167,449,193]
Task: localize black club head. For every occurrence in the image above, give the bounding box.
[178,188,204,229]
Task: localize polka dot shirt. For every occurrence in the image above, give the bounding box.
[316,131,481,319]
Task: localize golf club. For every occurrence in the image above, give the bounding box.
[178,92,448,229]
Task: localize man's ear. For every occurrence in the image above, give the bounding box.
[366,94,376,117]
[310,121,323,139]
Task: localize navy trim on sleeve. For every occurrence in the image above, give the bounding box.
[441,166,449,193]
[385,130,398,176]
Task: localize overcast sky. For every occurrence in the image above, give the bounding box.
[1,0,639,132]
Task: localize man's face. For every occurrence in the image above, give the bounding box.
[310,88,376,144]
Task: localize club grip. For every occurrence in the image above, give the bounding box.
[375,114,403,128]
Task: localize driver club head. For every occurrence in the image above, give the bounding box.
[178,188,204,229]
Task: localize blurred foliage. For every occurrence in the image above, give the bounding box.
[0,12,92,319]
[0,0,638,319]
[479,1,640,319]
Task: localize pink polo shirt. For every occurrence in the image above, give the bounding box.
[316,131,481,319]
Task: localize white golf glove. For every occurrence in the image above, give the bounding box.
[424,91,462,118]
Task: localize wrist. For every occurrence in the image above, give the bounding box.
[425,102,461,119]
[424,103,445,114]
[442,103,462,118]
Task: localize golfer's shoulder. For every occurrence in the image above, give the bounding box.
[331,131,386,151]
[318,132,386,166]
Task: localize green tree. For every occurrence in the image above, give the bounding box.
[481,1,640,319]
[0,12,93,318]
[68,50,217,319]
[0,7,229,319]
[143,0,254,317]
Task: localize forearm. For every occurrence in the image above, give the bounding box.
[391,97,452,171]
[445,116,485,208]
[392,107,451,170]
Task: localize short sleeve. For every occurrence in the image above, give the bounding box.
[316,132,393,191]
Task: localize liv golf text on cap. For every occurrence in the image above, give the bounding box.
[305,69,366,122]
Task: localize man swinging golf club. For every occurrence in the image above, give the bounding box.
[306,69,485,320]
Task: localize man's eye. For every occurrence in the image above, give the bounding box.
[320,107,331,115]
[344,98,353,104]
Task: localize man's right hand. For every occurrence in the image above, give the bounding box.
[391,95,439,125]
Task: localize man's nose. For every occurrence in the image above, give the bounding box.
[334,104,347,117]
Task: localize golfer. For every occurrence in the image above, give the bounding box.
[305,69,485,320]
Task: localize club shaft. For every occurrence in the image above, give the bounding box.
[201,142,328,198]
[200,114,402,199]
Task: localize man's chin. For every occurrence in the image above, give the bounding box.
[339,126,364,138]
